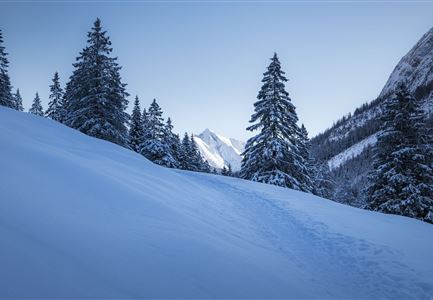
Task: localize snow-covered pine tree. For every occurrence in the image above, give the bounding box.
[140,99,176,167]
[296,124,314,192]
[179,133,192,170]
[163,117,181,166]
[45,72,65,122]
[0,29,14,108]
[189,134,209,172]
[221,166,228,176]
[241,53,309,191]
[29,92,44,116]
[312,162,335,200]
[366,84,433,224]
[13,89,24,111]
[128,96,144,153]
[63,18,129,146]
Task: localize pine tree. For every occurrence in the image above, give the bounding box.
[13,89,24,111]
[63,18,129,146]
[366,84,433,224]
[241,53,309,191]
[0,29,14,108]
[189,134,208,172]
[296,124,315,192]
[312,162,335,199]
[179,133,192,170]
[45,72,65,122]
[140,99,176,167]
[128,96,144,152]
[163,117,181,166]
[221,164,233,176]
[29,92,44,116]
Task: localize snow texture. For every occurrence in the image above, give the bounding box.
[193,128,244,171]
[1,107,433,298]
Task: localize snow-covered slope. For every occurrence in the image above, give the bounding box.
[193,129,244,171]
[1,107,433,298]
[328,133,378,170]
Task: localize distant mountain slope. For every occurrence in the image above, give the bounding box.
[311,26,433,205]
[193,129,244,171]
[2,107,433,298]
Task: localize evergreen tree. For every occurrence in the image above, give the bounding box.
[163,117,181,165]
[189,134,208,172]
[140,99,176,167]
[312,162,335,199]
[45,72,65,122]
[63,18,129,146]
[241,53,309,191]
[296,124,315,192]
[366,84,433,224]
[29,92,44,116]
[0,29,14,108]
[13,89,24,111]
[128,96,144,152]
[179,133,192,170]
[221,164,233,176]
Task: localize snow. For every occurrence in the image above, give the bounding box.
[1,107,433,298]
[193,128,244,171]
[328,133,378,170]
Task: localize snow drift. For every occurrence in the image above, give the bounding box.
[1,107,433,299]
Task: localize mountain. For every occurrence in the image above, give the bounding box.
[311,26,433,205]
[2,107,433,298]
[193,129,244,171]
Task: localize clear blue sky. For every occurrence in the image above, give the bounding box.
[1,1,433,140]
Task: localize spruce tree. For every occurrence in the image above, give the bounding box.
[179,133,192,170]
[29,92,44,116]
[63,18,129,146]
[296,124,314,192]
[45,72,65,122]
[0,29,14,108]
[189,134,208,172]
[140,99,176,167]
[13,89,24,111]
[128,96,144,152]
[366,84,433,224]
[241,53,309,191]
[163,117,181,166]
[312,162,335,199]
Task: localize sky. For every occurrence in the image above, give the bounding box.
[1,1,433,140]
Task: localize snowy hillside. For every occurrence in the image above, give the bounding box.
[311,26,433,208]
[1,107,433,298]
[193,129,244,171]
[328,133,378,170]
[314,26,433,166]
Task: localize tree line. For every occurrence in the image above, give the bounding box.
[0,19,211,175]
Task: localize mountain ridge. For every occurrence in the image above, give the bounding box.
[193,128,244,171]
[311,26,433,205]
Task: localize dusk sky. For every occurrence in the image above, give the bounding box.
[1,1,433,140]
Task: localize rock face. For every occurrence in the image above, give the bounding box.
[380,27,433,105]
[311,26,433,205]
[193,129,245,171]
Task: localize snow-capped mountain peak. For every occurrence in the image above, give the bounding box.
[193,129,245,171]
